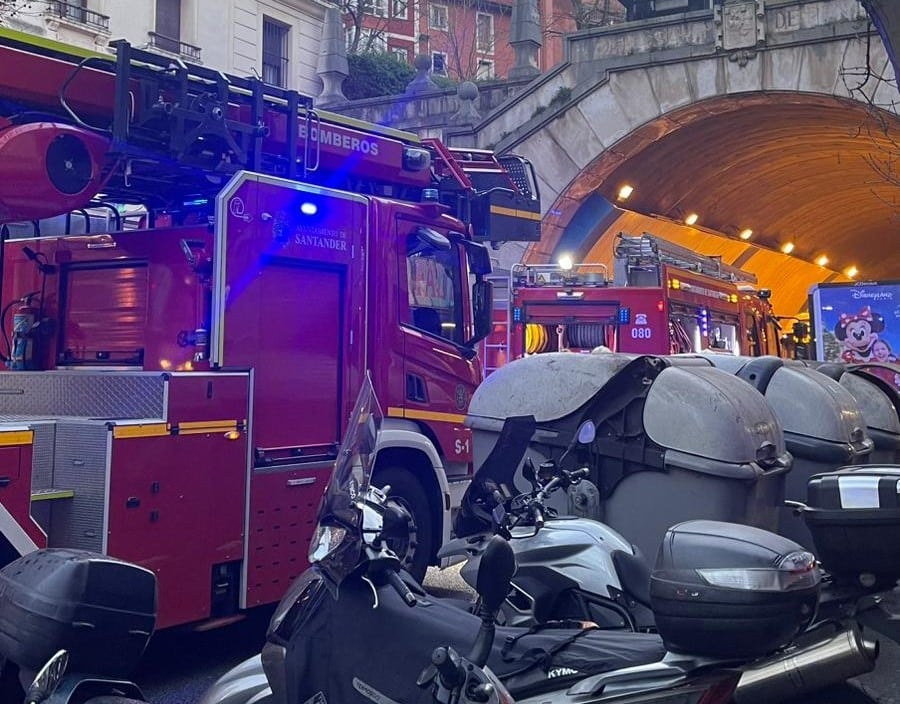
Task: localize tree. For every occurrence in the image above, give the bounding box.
[424,0,511,82]
[0,1,35,24]
[542,0,625,39]
[344,51,416,99]
[841,25,900,193]
[338,0,394,55]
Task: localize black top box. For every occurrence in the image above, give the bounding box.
[804,465,900,584]
[0,548,157,676]
[650,520,820,659]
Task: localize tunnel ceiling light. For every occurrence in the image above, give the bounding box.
[738,228,753,240]
[846,265,859,279]
[684,212,699,226]
[617,184,634,201]
[558,254,574,271]
[781,242,795,254]
[815,255,829,267]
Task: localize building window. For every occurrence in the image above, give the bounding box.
[149,0,199,58]
[367,0,387,17]
[262,17,290,88]
[476,12,494,53]
[392,0,408,19]
[391,46,410,63]
[50,1,110,31]
[60,0,87,21]
[431,52,447,75]
[475,59,494,80]
[364,28,388,52]
[154,0,181,52]
[429,4,448,30]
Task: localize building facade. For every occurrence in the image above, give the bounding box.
[2,0,328,98]
[344,0,624,80]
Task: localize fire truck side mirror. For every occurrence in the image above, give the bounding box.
[462,241,492,275]
[466,279,494,348]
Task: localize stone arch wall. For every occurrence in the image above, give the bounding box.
[486,25,897,271]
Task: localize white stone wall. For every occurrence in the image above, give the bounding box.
[7,0,325,97]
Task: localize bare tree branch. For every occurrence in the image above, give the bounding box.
[0,1,36,25]
[841,24,900,200]
[337,0,391,55]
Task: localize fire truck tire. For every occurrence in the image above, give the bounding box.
[85,698,147,704]
[374,467,432,584]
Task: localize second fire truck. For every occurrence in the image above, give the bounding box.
[482,232,781,373]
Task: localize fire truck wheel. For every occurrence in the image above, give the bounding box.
[375,468,432,584]
[84,698,147,704]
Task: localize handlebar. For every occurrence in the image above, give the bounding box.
[386,569,417,607]
[531,503,545,529]
[500,463,592,528]
[432,646,466,689]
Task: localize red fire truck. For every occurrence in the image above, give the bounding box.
[0,29,541,628]
[483,233,780,373]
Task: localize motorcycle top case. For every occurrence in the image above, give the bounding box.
[650,520,820,659]
[0,548,157,676]
[803,465,900,582]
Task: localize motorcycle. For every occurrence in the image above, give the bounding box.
[0,548,155,704]
[441,413,656,631]
[201,375,881,704]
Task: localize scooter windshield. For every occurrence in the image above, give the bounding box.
[308,374,383,592]
[455,414,535,536]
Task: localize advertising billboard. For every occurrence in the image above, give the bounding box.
[810,281,900,364]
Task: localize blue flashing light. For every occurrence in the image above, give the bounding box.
[300,201,318,216]
[183,197,209,207]
[618,308,631,324]
[513,307,522,323]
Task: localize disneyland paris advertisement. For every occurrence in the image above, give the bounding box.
[813,282,900,366]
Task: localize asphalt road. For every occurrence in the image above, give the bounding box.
[136,566,900,704]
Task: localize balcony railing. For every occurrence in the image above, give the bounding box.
[49,1,110,32]
[148,32,202,62]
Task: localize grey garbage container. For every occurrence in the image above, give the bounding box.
[699,354,874,548]
[466,352,792,563]
[809,362,900,464]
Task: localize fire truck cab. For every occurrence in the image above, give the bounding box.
[0,30,541,628]
[483,233,781,373]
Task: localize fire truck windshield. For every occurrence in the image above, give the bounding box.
[405,244,465,345]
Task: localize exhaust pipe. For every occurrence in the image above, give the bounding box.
[734,626,879,704]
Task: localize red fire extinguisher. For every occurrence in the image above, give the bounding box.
[9,293,38,370]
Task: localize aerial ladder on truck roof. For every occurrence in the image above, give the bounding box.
[0,27,541,238]
[613,232,759,288]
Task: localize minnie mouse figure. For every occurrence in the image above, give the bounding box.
[834,305,885,362]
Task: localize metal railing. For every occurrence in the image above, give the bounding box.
[148,32,202,61]
[49,1,110,31]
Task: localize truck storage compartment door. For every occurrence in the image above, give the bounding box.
[213,173,367,609]
[0,425,45,553]
[213,173,366,456]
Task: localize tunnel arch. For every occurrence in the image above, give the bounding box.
[489,26,898,316]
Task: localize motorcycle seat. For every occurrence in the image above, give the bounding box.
[611,549,652,607]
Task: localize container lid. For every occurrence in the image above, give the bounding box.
[766,366,869,444]
[467,352,637,423]
[840,372,900,435]
[644,366,785,465]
